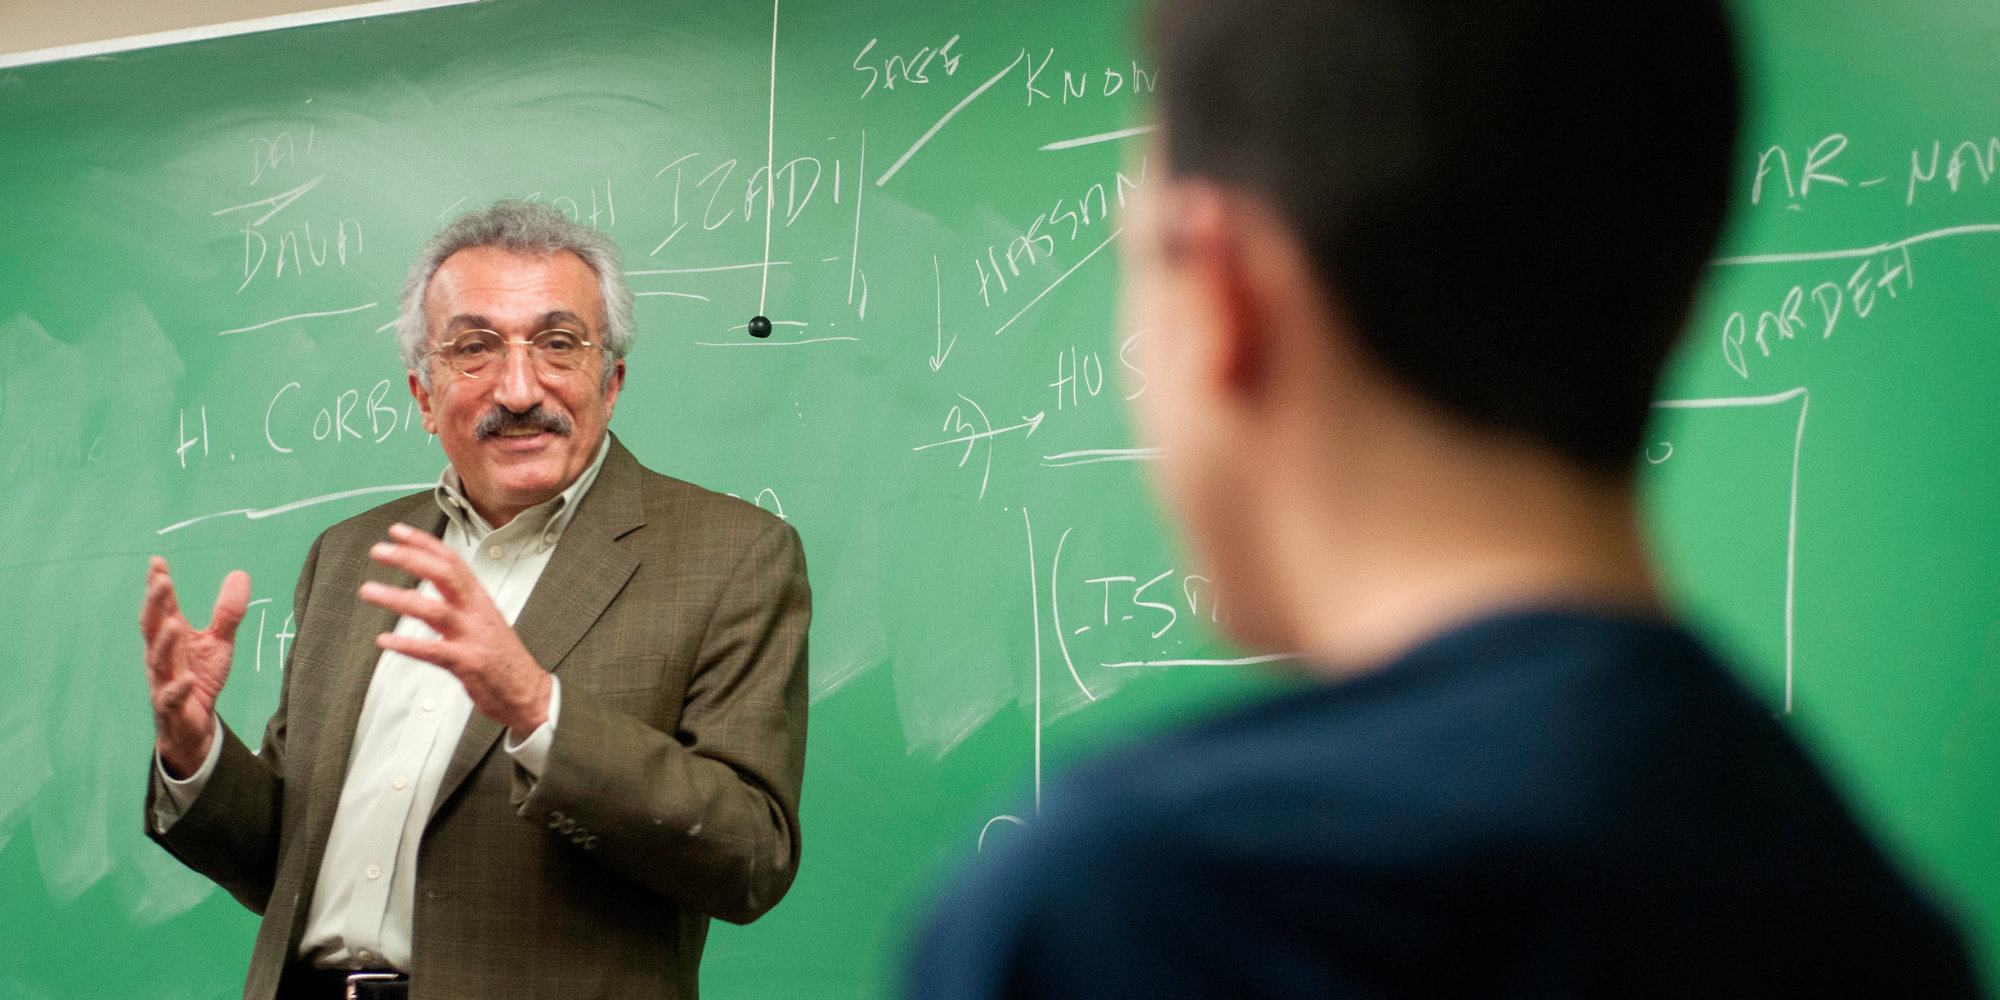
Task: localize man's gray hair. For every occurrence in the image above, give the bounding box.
[396,199,636,389]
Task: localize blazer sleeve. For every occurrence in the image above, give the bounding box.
[143,532,322,915]
[517,516,810,924]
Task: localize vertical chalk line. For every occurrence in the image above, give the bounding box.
[1653,387,1808,715]
[1784,392,1808,714]
[849,131,865,304]
[758,0,780,316]
[1023,507,1042,813]
[1049,527,1097,701]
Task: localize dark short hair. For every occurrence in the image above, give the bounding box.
[1148,0,1740,474]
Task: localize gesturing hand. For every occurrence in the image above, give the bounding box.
[358,522,553,737]
[141,557,251,779]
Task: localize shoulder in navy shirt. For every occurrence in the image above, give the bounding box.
[908,610,1981,999]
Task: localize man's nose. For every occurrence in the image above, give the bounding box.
[491,342,546,411]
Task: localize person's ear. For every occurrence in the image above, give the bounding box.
[1171,182,1273,404]
[409,370,438,435]
[603,356,625,413]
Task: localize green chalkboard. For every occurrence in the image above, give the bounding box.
[0,0,1993,995]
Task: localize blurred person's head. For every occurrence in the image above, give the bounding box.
[1123,0,1740,661]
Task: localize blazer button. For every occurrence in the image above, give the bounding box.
[582,835,599,851]
[559,818,577,834]
[546,810,565,829]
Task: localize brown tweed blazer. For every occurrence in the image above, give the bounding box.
[147,435,810,1000]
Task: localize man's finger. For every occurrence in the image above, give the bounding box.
[374,629,457,670]
[140,557,182,638]
[387,521,454,555]
[358,582,455,634]
[154,672,195,714]
[385,522,479,584]
[369,538,475,605]
[208,570,253,641]
[367,539,461,585]
[145,625,182,683]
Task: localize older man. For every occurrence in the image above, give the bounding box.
[143,201,809,1000]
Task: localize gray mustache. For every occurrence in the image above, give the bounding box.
[474,405,573,442]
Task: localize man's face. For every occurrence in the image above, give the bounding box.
[411,246,624,527]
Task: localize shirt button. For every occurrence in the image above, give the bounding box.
[357,950,373,963]
[488,544,504,559]
[392,776,408,790]
[422,699,437,712]
[544,533,556,545]
[365,865,382,880]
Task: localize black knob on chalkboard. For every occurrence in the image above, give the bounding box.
[748,315,773,338]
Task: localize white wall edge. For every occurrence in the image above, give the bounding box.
[0,0,485,70]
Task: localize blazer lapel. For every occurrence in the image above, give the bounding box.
[428,437,647,822]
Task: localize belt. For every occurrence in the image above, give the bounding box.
[278,964,409,1000]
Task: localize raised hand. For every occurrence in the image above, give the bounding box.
[141,557,251,778]
[358,522,553,736]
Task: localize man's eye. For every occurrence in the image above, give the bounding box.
[538,331,581,353]
[455,339,496,357]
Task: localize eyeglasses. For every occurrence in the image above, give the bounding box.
[429,328,601,379]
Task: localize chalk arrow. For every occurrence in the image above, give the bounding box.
[928,334,958,372]
[912,412,1046,452]
[929,254,956,371]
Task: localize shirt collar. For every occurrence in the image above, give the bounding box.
[433,434,612,551]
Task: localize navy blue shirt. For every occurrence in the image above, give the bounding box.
[908,611,1981,999]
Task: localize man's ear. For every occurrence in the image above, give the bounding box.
[409,371,438,435]
[1175,183,1273,402]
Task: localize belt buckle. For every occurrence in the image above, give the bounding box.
[345,971,400,1000]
